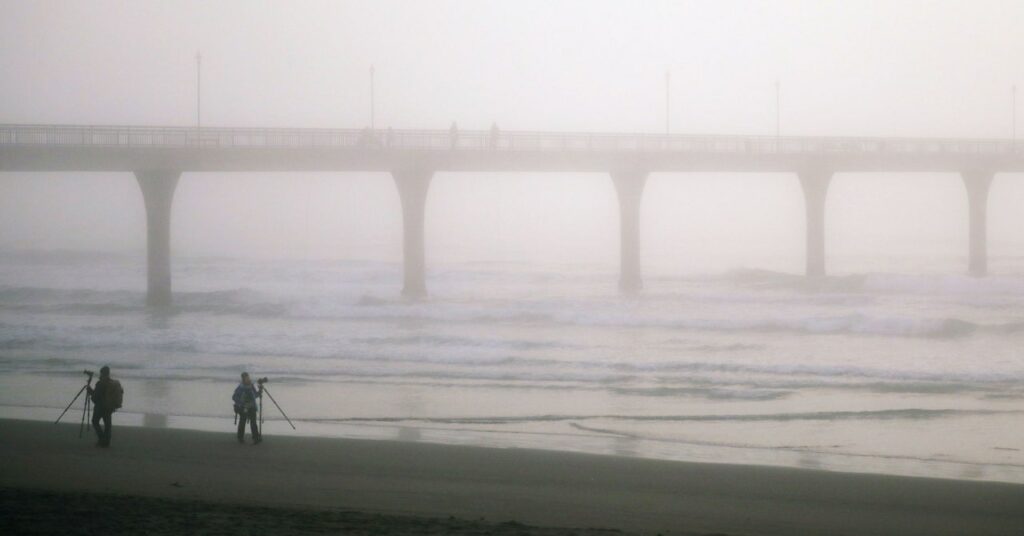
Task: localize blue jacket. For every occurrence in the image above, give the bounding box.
[232,383,260,414]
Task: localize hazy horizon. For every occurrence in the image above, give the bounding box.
[3,0,1024,489]
[2,1,1024,274]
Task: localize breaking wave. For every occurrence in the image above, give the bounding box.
[3,283,1022,339]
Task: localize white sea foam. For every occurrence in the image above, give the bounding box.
[3,256,1024,455]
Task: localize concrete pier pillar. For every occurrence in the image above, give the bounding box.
[611,169,648,292]
[962,171,994,277]
[798,169,833,277]
[135,170,181,307]
[392,167,433,298]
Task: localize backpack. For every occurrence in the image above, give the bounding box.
[235,385,257,414]
[105,380,124,411]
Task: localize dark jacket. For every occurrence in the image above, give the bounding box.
[90,378,111,408]
[232,383,260,414]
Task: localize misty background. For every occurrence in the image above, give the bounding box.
[4,1,1024,484]
[1,0,1023,275]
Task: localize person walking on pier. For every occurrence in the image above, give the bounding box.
[490,122,500,150]
[232,372,262,444]
[86,366,123,448]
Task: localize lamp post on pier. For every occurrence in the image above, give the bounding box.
[665,70,671,134]
[775,80,780,138]
[195,51,202,134]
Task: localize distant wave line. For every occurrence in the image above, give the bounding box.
[302,408,1022,425]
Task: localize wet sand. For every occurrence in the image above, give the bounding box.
[2,419,1023,535]
[0,488,626,536]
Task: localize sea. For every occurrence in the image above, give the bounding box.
[1,250,1022,483]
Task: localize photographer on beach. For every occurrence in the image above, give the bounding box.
[232,372,262,444]
[85,366,122,447]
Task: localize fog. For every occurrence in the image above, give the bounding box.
[1,0,1023,274]
[6,1,1024,504]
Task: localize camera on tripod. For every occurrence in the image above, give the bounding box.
[247,376,295,433]
[56,369,98,437]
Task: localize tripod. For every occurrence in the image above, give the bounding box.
[55,371,94,438]
[257,382,296,437]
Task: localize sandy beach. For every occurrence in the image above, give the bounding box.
[2,419,1022,535]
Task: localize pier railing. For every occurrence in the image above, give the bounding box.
[0,124,1020,156]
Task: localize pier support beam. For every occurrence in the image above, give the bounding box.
[392,167,433,298]
[611,169,648,293]
[135,170,181,308]
[798,169,833,277]
[962,171,994,277]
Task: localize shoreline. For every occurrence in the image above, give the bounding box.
[5,398,1023,486]
[3,419,1023,535]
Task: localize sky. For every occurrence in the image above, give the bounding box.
[1,0,1022,274]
